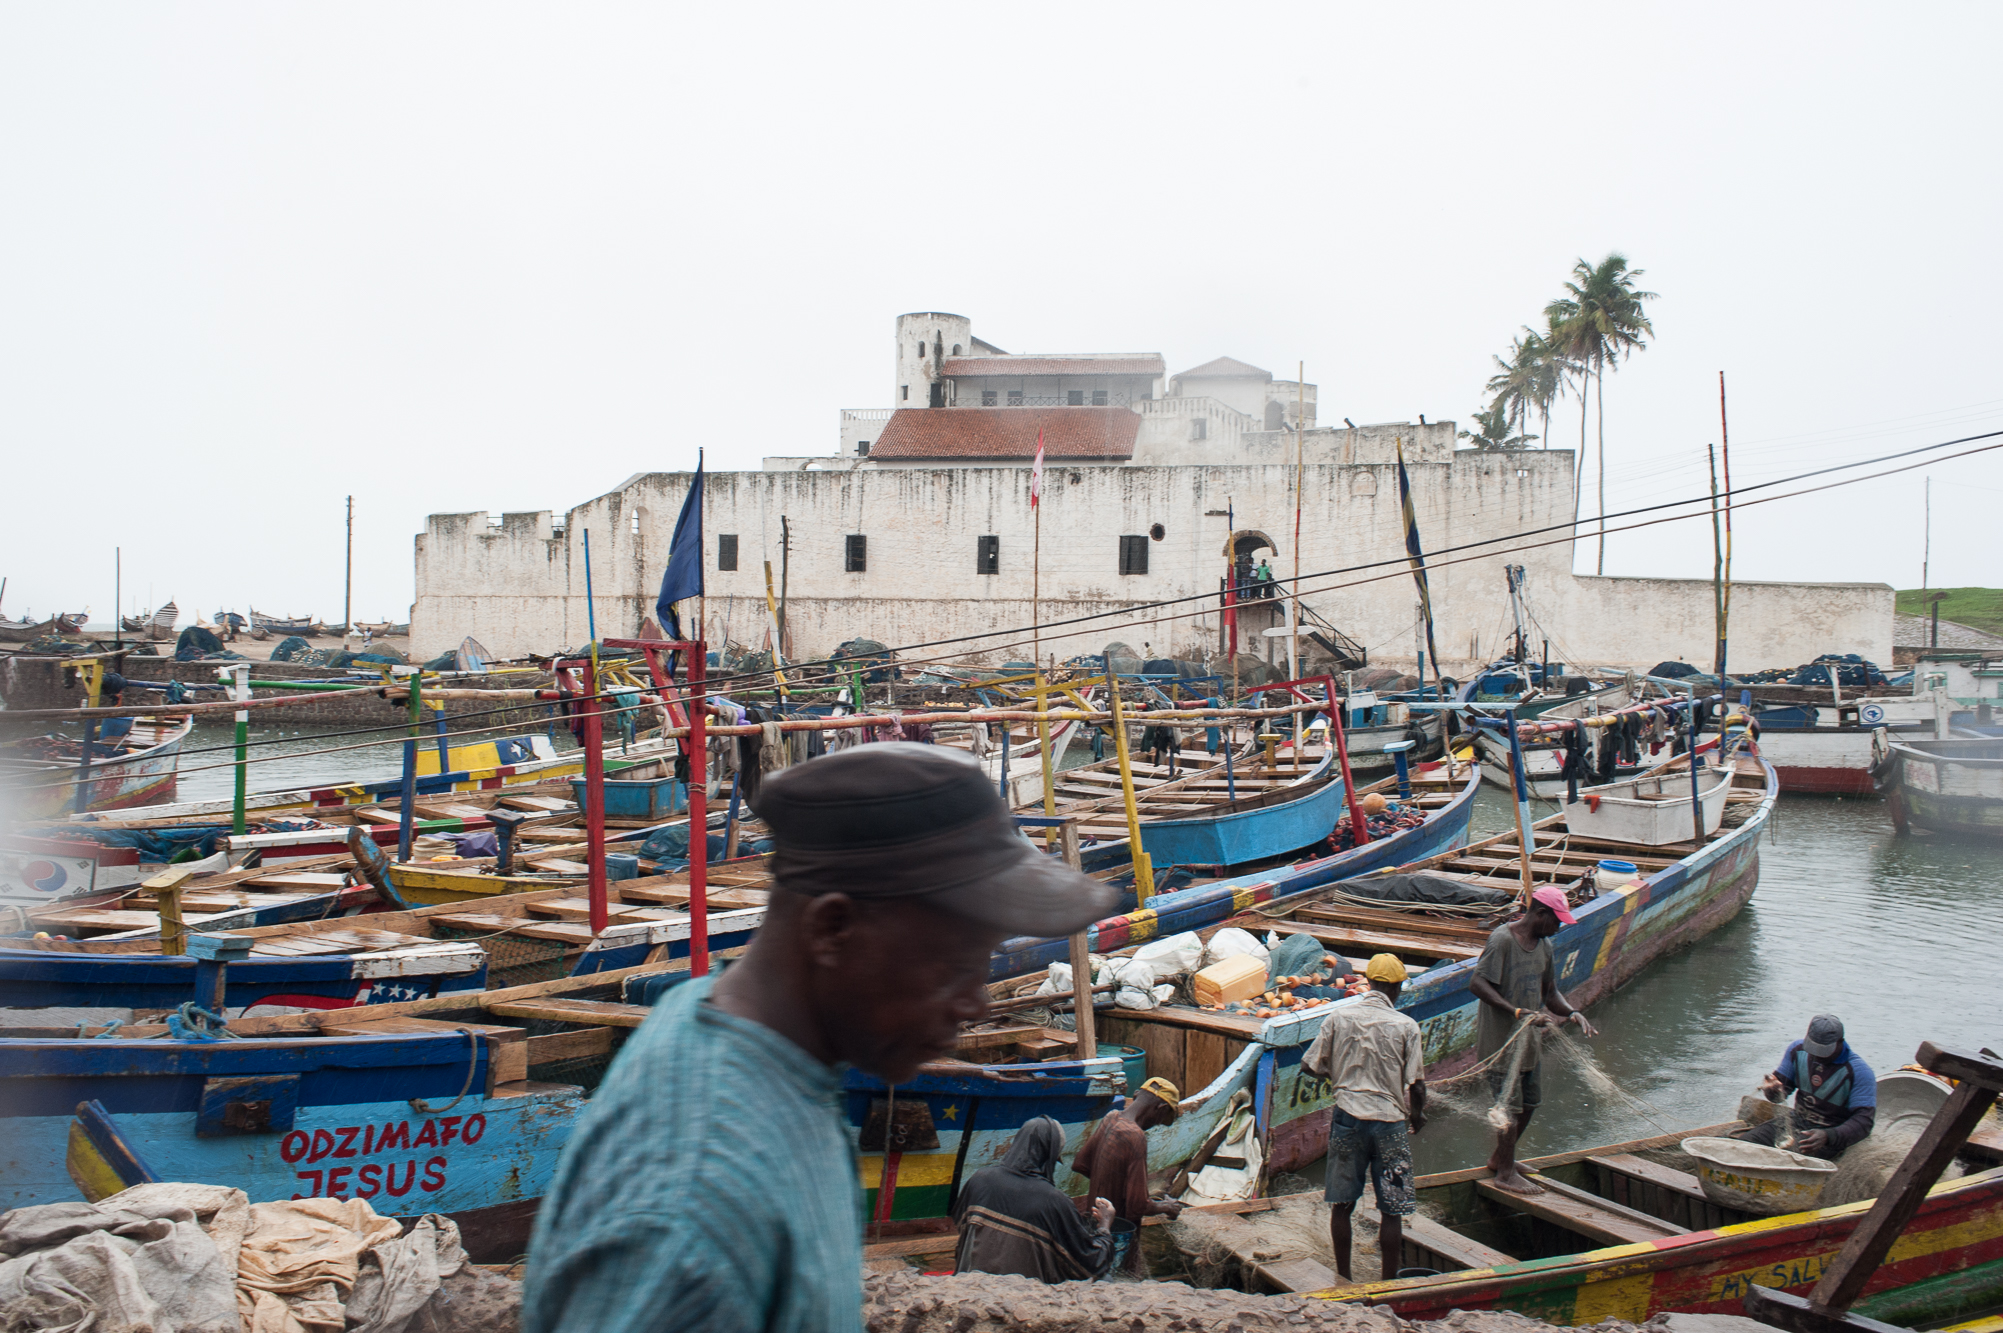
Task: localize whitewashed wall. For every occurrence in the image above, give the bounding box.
[411,451,1891,673]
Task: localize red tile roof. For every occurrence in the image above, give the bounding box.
[869,407,1139,461]
[940,354,1164,379]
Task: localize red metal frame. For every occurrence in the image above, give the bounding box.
[1254,672,1370,846]
[563,637,710,976]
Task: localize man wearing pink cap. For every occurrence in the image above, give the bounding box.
[1468,885,1598,1194]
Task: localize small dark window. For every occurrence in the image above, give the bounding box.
[1067,390,1085,406]
[929,382,945,408]
[857,440,870,456]
[982,389,998,407]
[1092,389,1108,406]
[845,534,867,573]
[1007,389,1024,406]
[1190,417,1207,441]
[718,534,739,571]
[1118,535,1149,576]
[1149,523,1166,541]
[952,344,961,355]
[901,385,909,401]
[977,535,1000,575]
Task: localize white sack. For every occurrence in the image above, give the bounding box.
[0,1190,242,1333]
[1202,928,1270,969]
[1132,931,1204,979]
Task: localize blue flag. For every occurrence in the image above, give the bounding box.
[655,455,704,667]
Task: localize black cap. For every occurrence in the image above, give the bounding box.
[750,743,1116,937]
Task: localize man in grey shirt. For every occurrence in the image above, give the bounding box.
[1468,885,1597,1194]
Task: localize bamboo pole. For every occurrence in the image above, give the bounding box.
[1104,668,1154,902]
[1717,372,1734,679]
[687,637,710,976]
[1059,820,1095,1060]
[583,656,608,935]
[762,561,790,699]
[1708,441,1725,677]
[1505,710,1536,902]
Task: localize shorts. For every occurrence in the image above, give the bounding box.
[1486,1062,1542,1113]
[1324,1106,1416,1216]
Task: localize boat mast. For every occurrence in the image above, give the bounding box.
[344,495,353,633]
[1504,564,1531,685]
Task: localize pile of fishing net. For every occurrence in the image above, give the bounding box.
[1327,795,1428,852]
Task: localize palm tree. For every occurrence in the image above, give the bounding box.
[1457,404,1537,451]
[1546,254,1656,574]
[1485,325,1569,452]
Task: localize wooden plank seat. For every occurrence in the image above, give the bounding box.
[1587,1152,1746,1231]
[520,898,683,923]
[1477,1172,1689,1246]
[483,998,654,1028]
[247,928,431,957]
[1400,1211,1517,1273]
[1276,923,1481,962]
[1287,905,1493,944]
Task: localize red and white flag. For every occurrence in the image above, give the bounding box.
[1030,427,1045,507]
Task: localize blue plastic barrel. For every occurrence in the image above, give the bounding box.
[1096,1043,1147,1094]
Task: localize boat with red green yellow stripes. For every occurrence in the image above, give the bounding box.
[1312,1122,2003,1326]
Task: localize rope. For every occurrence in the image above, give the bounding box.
[410,1027,482,1114]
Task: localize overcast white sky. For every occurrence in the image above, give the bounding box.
[3,4,1998,628]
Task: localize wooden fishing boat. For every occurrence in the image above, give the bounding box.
[1029,741,1343,872]
[119,601,179,640]
[0,612,87,644]
[1750,686,1947,794]
[934,712,1086,807]
[1313,1125,2003,1327]
[1076,747,1776,1182]
[250,609,319,637]
[1472,681,1640,797]
[1561,757,1734,847]
[1878,736,2003,840]
[0,715,193,822]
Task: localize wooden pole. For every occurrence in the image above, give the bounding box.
[231,663,251,836]
[344,495,353,633]
[150,867,193,958]
[1289,363,1305,693]
[396,668,419,861]
[1034,500,1061,840]
[688,638,710,975]
[761,561,789,699]
[1105,667,1154,901]
[1708,442,1725,677]
[584,657,608,936]
[113,548,121,653]
[1059,820,1096,1060]
[1505,711,1536,901]
[1328,679,1370,847]
[1718,372,1734,679]
[778,515,790,655]
[1689,719,1707,849]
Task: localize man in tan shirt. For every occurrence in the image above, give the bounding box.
[1301,953,1426,1280]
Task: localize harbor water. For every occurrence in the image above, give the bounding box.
[1403,785,2003,1174]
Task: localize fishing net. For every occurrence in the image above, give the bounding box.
[1426,1020,1687,1138]
[424,930,572,989]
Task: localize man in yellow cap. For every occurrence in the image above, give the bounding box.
[1301,952,1427,1281]
[1072,1076,1184,1272]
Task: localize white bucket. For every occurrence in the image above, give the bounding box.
[1682,1136,1838,1215]
[1596,859,1641,891]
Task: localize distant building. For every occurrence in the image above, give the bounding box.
[412,312,1892,671]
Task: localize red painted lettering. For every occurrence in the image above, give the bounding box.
[326,1166,352,1197]
[413,1120,439,1148]
[356,1164,382,1198]
[461,1114,486,1145]
[439,1116,464,1146]
[332,1126,360,1159]
[420,1156,447,1192]
[307,1129,336,1164]
[363,1125,375,1155]
[384,1161,418,1197]
[294,1170,323,1198]
[375,1121,410,1154]
[280,1131,310,1163]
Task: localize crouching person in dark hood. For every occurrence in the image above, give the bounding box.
[952,1116,1116,1282]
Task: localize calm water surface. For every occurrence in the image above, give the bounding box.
[173,721,580,802]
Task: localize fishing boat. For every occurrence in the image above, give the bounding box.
[1314,1125,2003,1326]
[1472,681,1641,797]
[1561,756,1734,846]
[0,715,193,821]
[250,609,319,637]
[1748,684,1949,795]
[934,711,1087,807]
[119,601,179,640]
[1334,691,1445,772]
[1067,745,1777,1184]
[0,612,87,644]
[1878,736,2003,840]
[1027,740,1343,873]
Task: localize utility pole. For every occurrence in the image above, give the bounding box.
[344,495,354,630]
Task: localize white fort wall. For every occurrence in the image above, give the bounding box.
[412,453,1891,673]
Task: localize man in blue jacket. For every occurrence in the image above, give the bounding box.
[1737,1014,1876,1160]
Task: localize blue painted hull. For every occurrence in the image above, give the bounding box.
[0,1032,584,1217]
[1078,750,1343,873]
[0,950,489,1012]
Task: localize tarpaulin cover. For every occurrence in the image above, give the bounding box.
[1328,871,1513,908]
[55,824,233,860]
[174,625,245,661]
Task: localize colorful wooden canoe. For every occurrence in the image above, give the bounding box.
[0,715,192,822]
[1313,1126,2003,1328]
[1880,736,2003,840]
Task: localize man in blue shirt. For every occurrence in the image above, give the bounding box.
[1736,1014,1877,1160]
[523,743,1115,1333]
